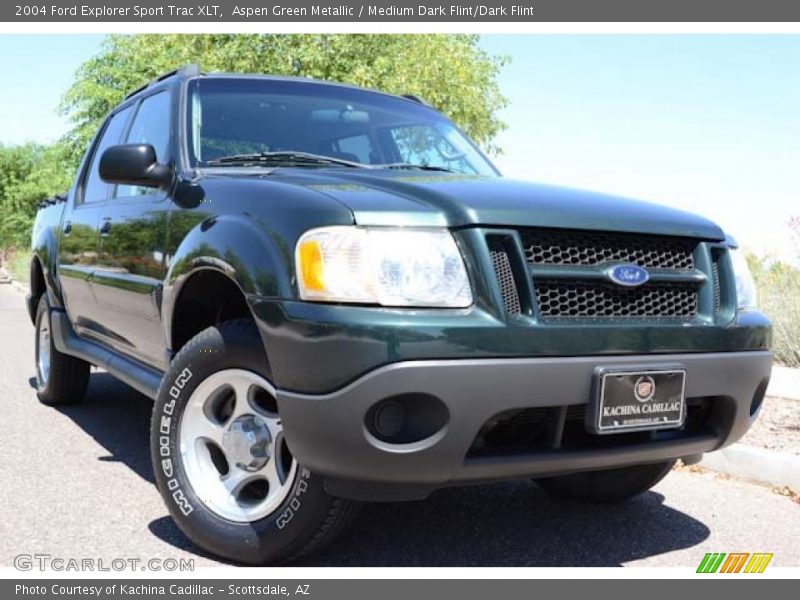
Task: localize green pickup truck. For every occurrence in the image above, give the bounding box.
[29,65,772,564]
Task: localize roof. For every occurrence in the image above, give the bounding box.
[124,64,428,106]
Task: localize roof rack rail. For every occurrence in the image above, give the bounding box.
[37,193,68,210]
[124,64,201,100]
[401,94,428,106]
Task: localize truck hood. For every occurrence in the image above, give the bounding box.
[218,169,725,240]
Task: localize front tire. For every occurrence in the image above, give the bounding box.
[34,295,90,406]
[151,319,359,565]
[535,460,676,503]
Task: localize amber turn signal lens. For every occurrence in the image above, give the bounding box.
[298,240,325,292]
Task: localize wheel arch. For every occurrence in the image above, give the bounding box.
[163,214,291,357]
[28,256,47,320]
[28,215,65,321]
[166,267,252,354]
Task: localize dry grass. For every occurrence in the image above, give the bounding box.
[772,485,800,504]
[4,249,30,284]
[749,255,800,368]
[674,460,799,502]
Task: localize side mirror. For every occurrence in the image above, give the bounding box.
[99,144,173,189]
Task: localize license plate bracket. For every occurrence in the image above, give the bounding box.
[586,366,687,435]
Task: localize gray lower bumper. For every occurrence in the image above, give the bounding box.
[275,351,772,501]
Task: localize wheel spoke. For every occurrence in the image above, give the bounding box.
[193,414,226,446]
[222,466,258,497]
[262,414,283,440]
[229,379,254,421]
[260,453,284,491]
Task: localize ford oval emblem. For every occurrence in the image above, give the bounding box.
[607,264,650,287]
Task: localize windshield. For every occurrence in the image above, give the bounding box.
[186,77,498,176]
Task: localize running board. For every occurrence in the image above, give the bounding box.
[50,309,162,399]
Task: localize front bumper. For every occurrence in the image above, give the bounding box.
[275,351,772,501]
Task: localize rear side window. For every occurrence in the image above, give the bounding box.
[116,91,171,198]
[81,107,132,204]
[389,124,481,174]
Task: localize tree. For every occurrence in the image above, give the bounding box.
[59,34,508,167]
[0,142,74,251]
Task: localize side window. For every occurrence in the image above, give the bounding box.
[81,107,132,204]
[116,92,171,198]
[389,124,476,173]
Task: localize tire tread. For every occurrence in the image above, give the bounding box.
[280,496,361,564]
[36,296,90,406]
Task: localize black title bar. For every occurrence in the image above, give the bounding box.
[6,0,800,22]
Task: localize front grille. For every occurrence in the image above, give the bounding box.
[487,228,703,321]
[521,229,695,270]
[711,250,722,311]
[536,281,698,319]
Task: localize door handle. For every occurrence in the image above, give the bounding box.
[99,219,112,236]
[62,221,72,235]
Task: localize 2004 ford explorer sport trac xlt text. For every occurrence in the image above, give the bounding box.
[28,65,772,564]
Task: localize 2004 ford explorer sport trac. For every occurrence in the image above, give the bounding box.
[28,65,772,564]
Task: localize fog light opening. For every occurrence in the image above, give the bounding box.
[373,400,406,438]
[750,378,769,417]
[365,393,449,445]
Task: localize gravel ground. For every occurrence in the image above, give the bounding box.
[740,396,800,455]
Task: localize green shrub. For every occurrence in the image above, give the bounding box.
[0,142,73,252]
[748,253,800,368]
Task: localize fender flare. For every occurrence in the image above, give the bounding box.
[29,214,65,311]
[161,214,293,348]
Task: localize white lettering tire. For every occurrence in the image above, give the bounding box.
[150,319,359,564]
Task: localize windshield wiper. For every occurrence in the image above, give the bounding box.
[206,151,366,169]
[206,153,454,173]
[378,162,454,173]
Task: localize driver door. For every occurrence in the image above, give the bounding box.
[91,90,173,370]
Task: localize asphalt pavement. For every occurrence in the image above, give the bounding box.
[0,283,797,568]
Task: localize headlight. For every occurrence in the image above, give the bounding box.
[729,248,757,310]
[295,226,473,308]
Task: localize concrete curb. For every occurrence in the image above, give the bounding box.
[11,279,28,295]
[0,267,28,295]
[700,443,800,490]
